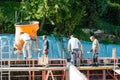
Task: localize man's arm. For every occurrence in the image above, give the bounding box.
[68,40,71,52]
[43,41,49,51]
[31,36,39,49]
[43,45,47,51]
[77,40,82,51]
[13,44,18,51]
[93,44,98,53]
[93,39,99,53]
[68,43,71,52]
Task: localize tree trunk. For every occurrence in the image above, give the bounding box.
[40,17,45,31]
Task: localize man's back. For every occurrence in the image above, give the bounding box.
[92,39,100,53]
[68,38,80,50]
[44,40,49,50]
[20,33,31,41]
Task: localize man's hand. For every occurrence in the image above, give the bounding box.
[87,49,93,54]
[90,49,93,52]
[68,49,71,52]
[13,47,17,51]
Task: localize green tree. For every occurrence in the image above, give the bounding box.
[21,0,60,31]
[81,0,107,28]
[109,0,120,4]
[52,0,86,36]
[0,1,20,33]
[21,0,86,36]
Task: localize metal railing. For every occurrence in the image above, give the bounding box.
[0,36,11,80]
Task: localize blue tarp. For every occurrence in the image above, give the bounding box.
[0,34,120,59]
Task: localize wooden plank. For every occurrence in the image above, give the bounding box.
[78,66,119,70]
[114,69,120,74]
[1,65,118,72]
[1,67,68,71]
[45,70,55,80]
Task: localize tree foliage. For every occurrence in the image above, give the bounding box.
[109,0,120,4]
[102,1,120,26]
[81,0,107,28]
[21,0,86,36]
[0,2,20,33]
[0,0,120,44]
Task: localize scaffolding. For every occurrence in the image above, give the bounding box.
[0,36,11,80]
[0,59,67,80]
[0,36,120,80]
[0,57,120,80]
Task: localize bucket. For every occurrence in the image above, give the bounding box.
[14,21,39,51]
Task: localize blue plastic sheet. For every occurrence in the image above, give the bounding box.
[0,34,119,59]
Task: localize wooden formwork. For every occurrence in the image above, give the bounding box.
[0,58,120,80]
[78,57,120,80]
[78,66,119,80]
[0,59,68,80]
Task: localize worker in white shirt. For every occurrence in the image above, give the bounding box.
[20,32,32,59]
[68,35,82,66]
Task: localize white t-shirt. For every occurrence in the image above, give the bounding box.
[92,39,100,53]
[68,38,80,50]
[20,33,31,41]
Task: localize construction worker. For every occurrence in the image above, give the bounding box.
[68,35,82,66]
[90,36,100,66]
[20,32,32,59]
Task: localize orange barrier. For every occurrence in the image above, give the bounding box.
[14,21,39,51]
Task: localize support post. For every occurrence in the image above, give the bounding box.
[32,71,34,80]
[87,70,90,79]
[46,70,55,80]
[32,60,35,80]
[103,70,106,80]
[62,70,66,80]
[29,71,31,80]
[112,48,117,80]
[42,70,46,80]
